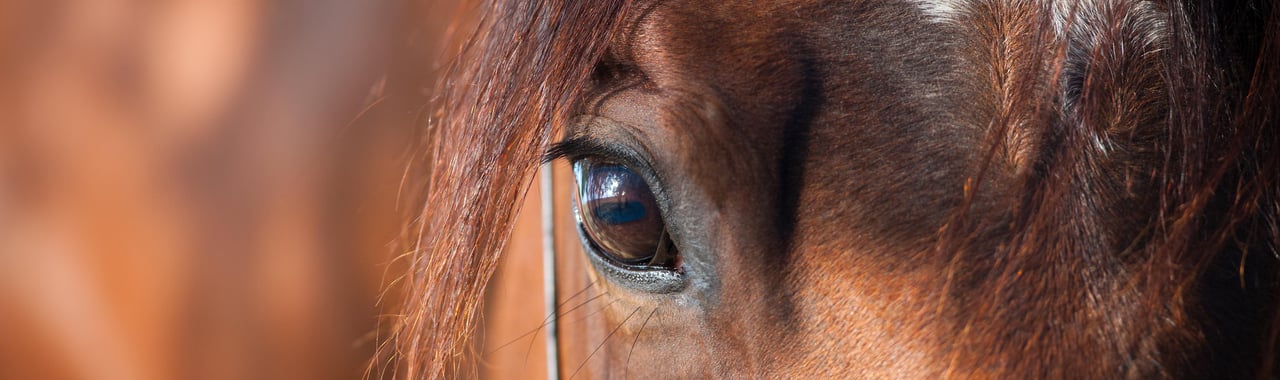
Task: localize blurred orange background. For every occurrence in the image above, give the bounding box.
[0,1,478,378]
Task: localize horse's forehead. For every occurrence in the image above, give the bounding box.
[615,3,976,169]
[621,0,965,78]
[909,0,968,22]
[626,0,969,25]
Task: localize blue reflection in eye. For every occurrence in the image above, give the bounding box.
[593,200,647,224]
[582,165,653,225]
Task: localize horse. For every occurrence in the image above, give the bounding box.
[389,0,1279,378]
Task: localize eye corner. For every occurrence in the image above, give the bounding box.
[579,224,689,295]
[578,223,681,271]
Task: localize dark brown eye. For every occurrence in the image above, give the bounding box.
[573,159,676,268]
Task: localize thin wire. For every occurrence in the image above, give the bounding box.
[540,163,560,379]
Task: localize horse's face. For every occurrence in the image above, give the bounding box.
[560,0,985,376]
[554,0,1176,377]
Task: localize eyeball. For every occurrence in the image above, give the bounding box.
[573,159,676,269]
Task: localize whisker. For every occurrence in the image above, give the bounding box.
[523,281,608,366]
[484,290,608,355]
[624,307,658,380]
[340,94,386,135]
[570,306,642,380]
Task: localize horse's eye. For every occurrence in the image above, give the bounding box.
[573,159,676,268]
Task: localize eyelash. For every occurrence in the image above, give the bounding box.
[544,137,626,165]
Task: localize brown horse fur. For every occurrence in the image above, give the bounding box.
[393,0,1279,378]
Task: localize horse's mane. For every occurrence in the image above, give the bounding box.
[388,0,1279,377]
[934,1,1280,376]
[381,1,630,378]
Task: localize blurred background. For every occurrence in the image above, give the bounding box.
[0,0,486,378]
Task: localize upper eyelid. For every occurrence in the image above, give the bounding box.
[543,116,628,163]
[545,136,661,190]
[543,127,655,171]
[546,116,673,219]
[547,115,662,166]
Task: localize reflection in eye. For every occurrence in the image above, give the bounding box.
[573,159,676,268]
